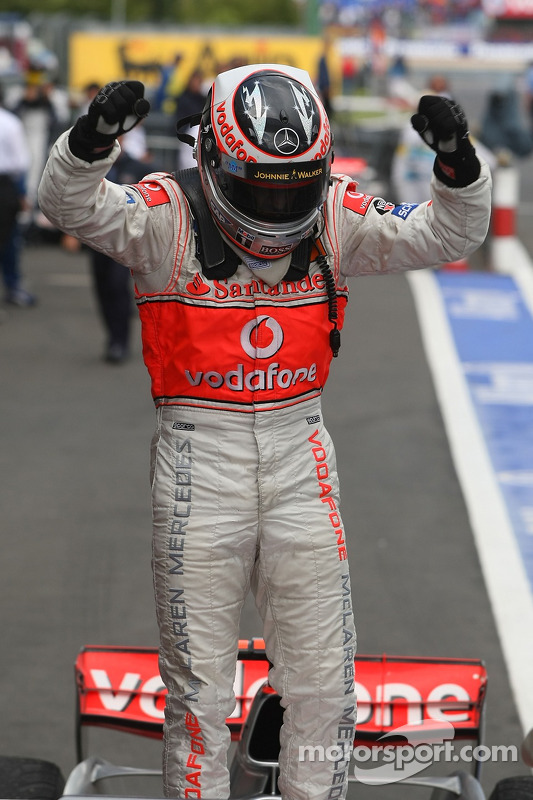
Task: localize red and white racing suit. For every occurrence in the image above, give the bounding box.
[38,132,492,800]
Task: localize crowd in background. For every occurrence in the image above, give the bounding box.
[320,0,485,32]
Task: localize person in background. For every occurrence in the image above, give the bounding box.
[522,61,533,129]
[317,35,334,118]
[14,71,58,227]
[478,81,533,160]
[391,75,495,272]
[391,76,451,204]
[387,55,420,109]
[62,130,155,363]
[391,75,496,204]
[64,82,153,361]
[175,69,207,170]
[151,53,183,114]
[79,82,100,112]
[88,139,150,364]
[0,85,34,307]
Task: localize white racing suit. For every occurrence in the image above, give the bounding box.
[38,133,492,800]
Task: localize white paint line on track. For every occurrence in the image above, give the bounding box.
[407,267,533,735]
[492,238,533,316]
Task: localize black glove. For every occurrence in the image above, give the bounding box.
[69,81,150,163]
[411,95,480,188]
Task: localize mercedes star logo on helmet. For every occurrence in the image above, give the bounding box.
[274,128,300,155]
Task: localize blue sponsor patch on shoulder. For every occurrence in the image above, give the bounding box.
[125,191,136,204]
[392,202,419,220]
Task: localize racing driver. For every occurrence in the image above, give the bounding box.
[38,65,492,800]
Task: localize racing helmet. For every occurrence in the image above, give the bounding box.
[197,63,333,259]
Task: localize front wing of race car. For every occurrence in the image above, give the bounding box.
[71,638,488,798]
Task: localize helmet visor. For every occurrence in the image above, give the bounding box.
[213,154,331,223]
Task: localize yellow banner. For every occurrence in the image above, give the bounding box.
[69,31,339,99]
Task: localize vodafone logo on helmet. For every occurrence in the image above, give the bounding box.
[240,316,284,359]
[215,102,257,162]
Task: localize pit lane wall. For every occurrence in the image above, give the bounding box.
[407,186,533,735]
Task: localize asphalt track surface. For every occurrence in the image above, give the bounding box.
[0,220,530,799]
